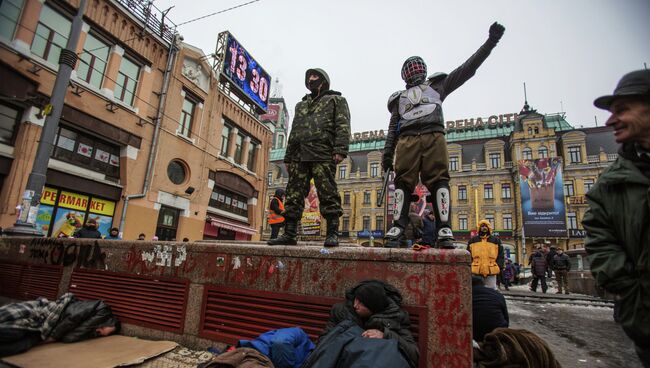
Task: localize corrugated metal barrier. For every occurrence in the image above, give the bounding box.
[0,261,62,300]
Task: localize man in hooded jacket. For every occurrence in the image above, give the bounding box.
[268,68,350,248]
[583,69,650,367]
[468,220,504,290]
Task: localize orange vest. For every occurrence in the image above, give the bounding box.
[267,198,285,224]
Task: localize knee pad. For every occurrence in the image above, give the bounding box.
[431,183,451,224]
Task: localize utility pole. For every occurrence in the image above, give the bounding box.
[4,0,87,236]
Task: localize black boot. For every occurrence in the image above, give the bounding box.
[323,217,339,247]
[267,220,298,245]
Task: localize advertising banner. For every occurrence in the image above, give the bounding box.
[301,179,321,236]
[259,104,280,122]
[221,32,271,112]
[518,158,567,237]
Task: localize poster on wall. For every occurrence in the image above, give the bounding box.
[301,179,321,236]
[35,205,54,236]
[518,157,567,237]
[51,209,85,238]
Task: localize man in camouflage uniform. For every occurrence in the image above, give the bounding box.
[268,68,351,247]
[382,22,505,249]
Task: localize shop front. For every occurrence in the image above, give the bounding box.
[204,215,256,241]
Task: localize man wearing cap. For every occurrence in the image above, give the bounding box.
[382,22,505,249]
[583,69,650,367]
[320,280,419,367]
[268,68,350,247]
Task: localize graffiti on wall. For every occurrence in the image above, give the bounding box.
[27,238,106,269]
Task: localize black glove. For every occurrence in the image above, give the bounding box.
[382,155,393,172]
[489,22,505,42]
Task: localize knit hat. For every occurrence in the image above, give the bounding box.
[354,282,389,314]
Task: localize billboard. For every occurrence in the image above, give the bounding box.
[301,179,321,236]
[518,158,567,237]
[221,32,271,112]
[259,104,280,122]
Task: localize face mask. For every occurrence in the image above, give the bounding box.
[307,78,322,93]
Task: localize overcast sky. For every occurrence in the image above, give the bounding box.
[154,0,650,133]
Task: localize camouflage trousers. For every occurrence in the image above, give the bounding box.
[283,161,342,221]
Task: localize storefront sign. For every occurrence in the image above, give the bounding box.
[569,229,587,238]
[41,187,58,205]
[89,198,115,216]
[568,195,586,205]
[350,130,385,142]
[446,113,518,132]
[357,230,384,238]
[57,191,89,211]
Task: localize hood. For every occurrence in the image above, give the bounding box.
[345,279,403,307]
[477,219,492,236]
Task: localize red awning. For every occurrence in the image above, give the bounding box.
[207,216,257,235]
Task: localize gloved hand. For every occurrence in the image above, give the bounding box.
[382,155,393,172]
[488,22,505,42]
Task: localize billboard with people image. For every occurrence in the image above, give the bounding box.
[518,158,567,237]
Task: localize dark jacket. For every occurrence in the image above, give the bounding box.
[472,284,509,342]
[383,37,499,160]
[321,280,419,367]
[74,225,102,239]
[546,249,557,271]
[285,69,350,163]
[49,300,116,342]
[552,253,571,271]
[530,252,548,278]
[583,143,650,347]
[421,215,436,245]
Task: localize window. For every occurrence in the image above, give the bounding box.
[167,160,187,185]
[370,162,379,178]
[363,216,370,230]
[567,212,578,229]
[267,172,273,185]
[449,156,459,171]
[342,216,350,231]
[209,186,249,217]
[583,178,594,192]
[0,103,20,144]
[220,122,231,156]
[0,0,24,41]
[489,153,500,169]
[234,133,244,164]
[522,148,533,160]
[485,214,495,229]
[32,5,71,64]
[376,216,384,231]
[178,93,198,137]
[459,215,468,230]
[339,165,347,179]
[247,142,258,171]
[503,214,512,230]
[376,189,382,206]
[568,146,582,163]
[114,56,140,106]
[458,185,467,201]
[155,206,180,241]
[484,184,493,199]
[534,127,539,134]
[77,33,109,89]
[538,146,549,159]
[363,191,371,205]
[501,183,511,199]
[52,125,120,180]
[343,191,350,205]
[564,181,575,196]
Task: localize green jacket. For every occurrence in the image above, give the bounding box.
[284,89,350,163]
[582,145,650,347]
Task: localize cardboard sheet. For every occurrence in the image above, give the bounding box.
[2,335,177,368]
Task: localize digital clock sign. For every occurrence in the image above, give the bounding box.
[221,32,271,112]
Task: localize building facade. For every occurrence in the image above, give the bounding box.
[0,0,271,241]
[265,105,617,263]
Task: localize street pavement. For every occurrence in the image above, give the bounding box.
[505,282,642,368]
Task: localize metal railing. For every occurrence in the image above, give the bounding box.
[114,0,177,44]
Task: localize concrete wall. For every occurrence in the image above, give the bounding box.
[0,237,473,367]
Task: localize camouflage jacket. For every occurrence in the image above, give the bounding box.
[285,91,351,163]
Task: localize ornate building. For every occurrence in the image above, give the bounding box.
[265,104,617,262]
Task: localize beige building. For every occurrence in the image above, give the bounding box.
[266,104,617,262]
[0,0,271,241]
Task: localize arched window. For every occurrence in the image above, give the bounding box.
[538,146,548,158]
[522,147,533,160]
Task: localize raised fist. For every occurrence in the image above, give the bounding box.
[489,22,505,42]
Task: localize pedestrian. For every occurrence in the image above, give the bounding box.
[583,69,650,366]
[305,280,418,368]
[513,262,522,285]
[529,249,548,293]
[471,276,509,342]
[105,227,121,240]
[268,68,351,247]
[420,210,437,246]
[546,246,557,279]
[382,22,505,249]
[267,188,286,240]
[74,218,102,239]
[551,248,571,294]
[468,220,505,290]
[137,233,146,241]
[502,259,514,291]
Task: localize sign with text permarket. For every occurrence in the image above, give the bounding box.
[518,158,567,237]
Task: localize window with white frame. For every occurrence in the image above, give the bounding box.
[342,216,350,231]
[114,56,140,106]
[31,4,71,65]
[0,0,24,41]
[538,146,549,159]
[564,181,575,196]
[489,153,500,169]
[485,214,495,229]
[449,156,459,171]
[267,172,273,185]
[459,215,468,230]
[370,162,379,178]
[568,146,582,163]
[343,191,350,205]
[484,184,493,199]
[458,185,467,200]
[501,183,512,199]
[363,216,371,230]
[567,212,578,229]
[503,214,513,230]
[583,178,594,192]
[522,148,533,160]
[339,165,347,179]
[363,191,371,204]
